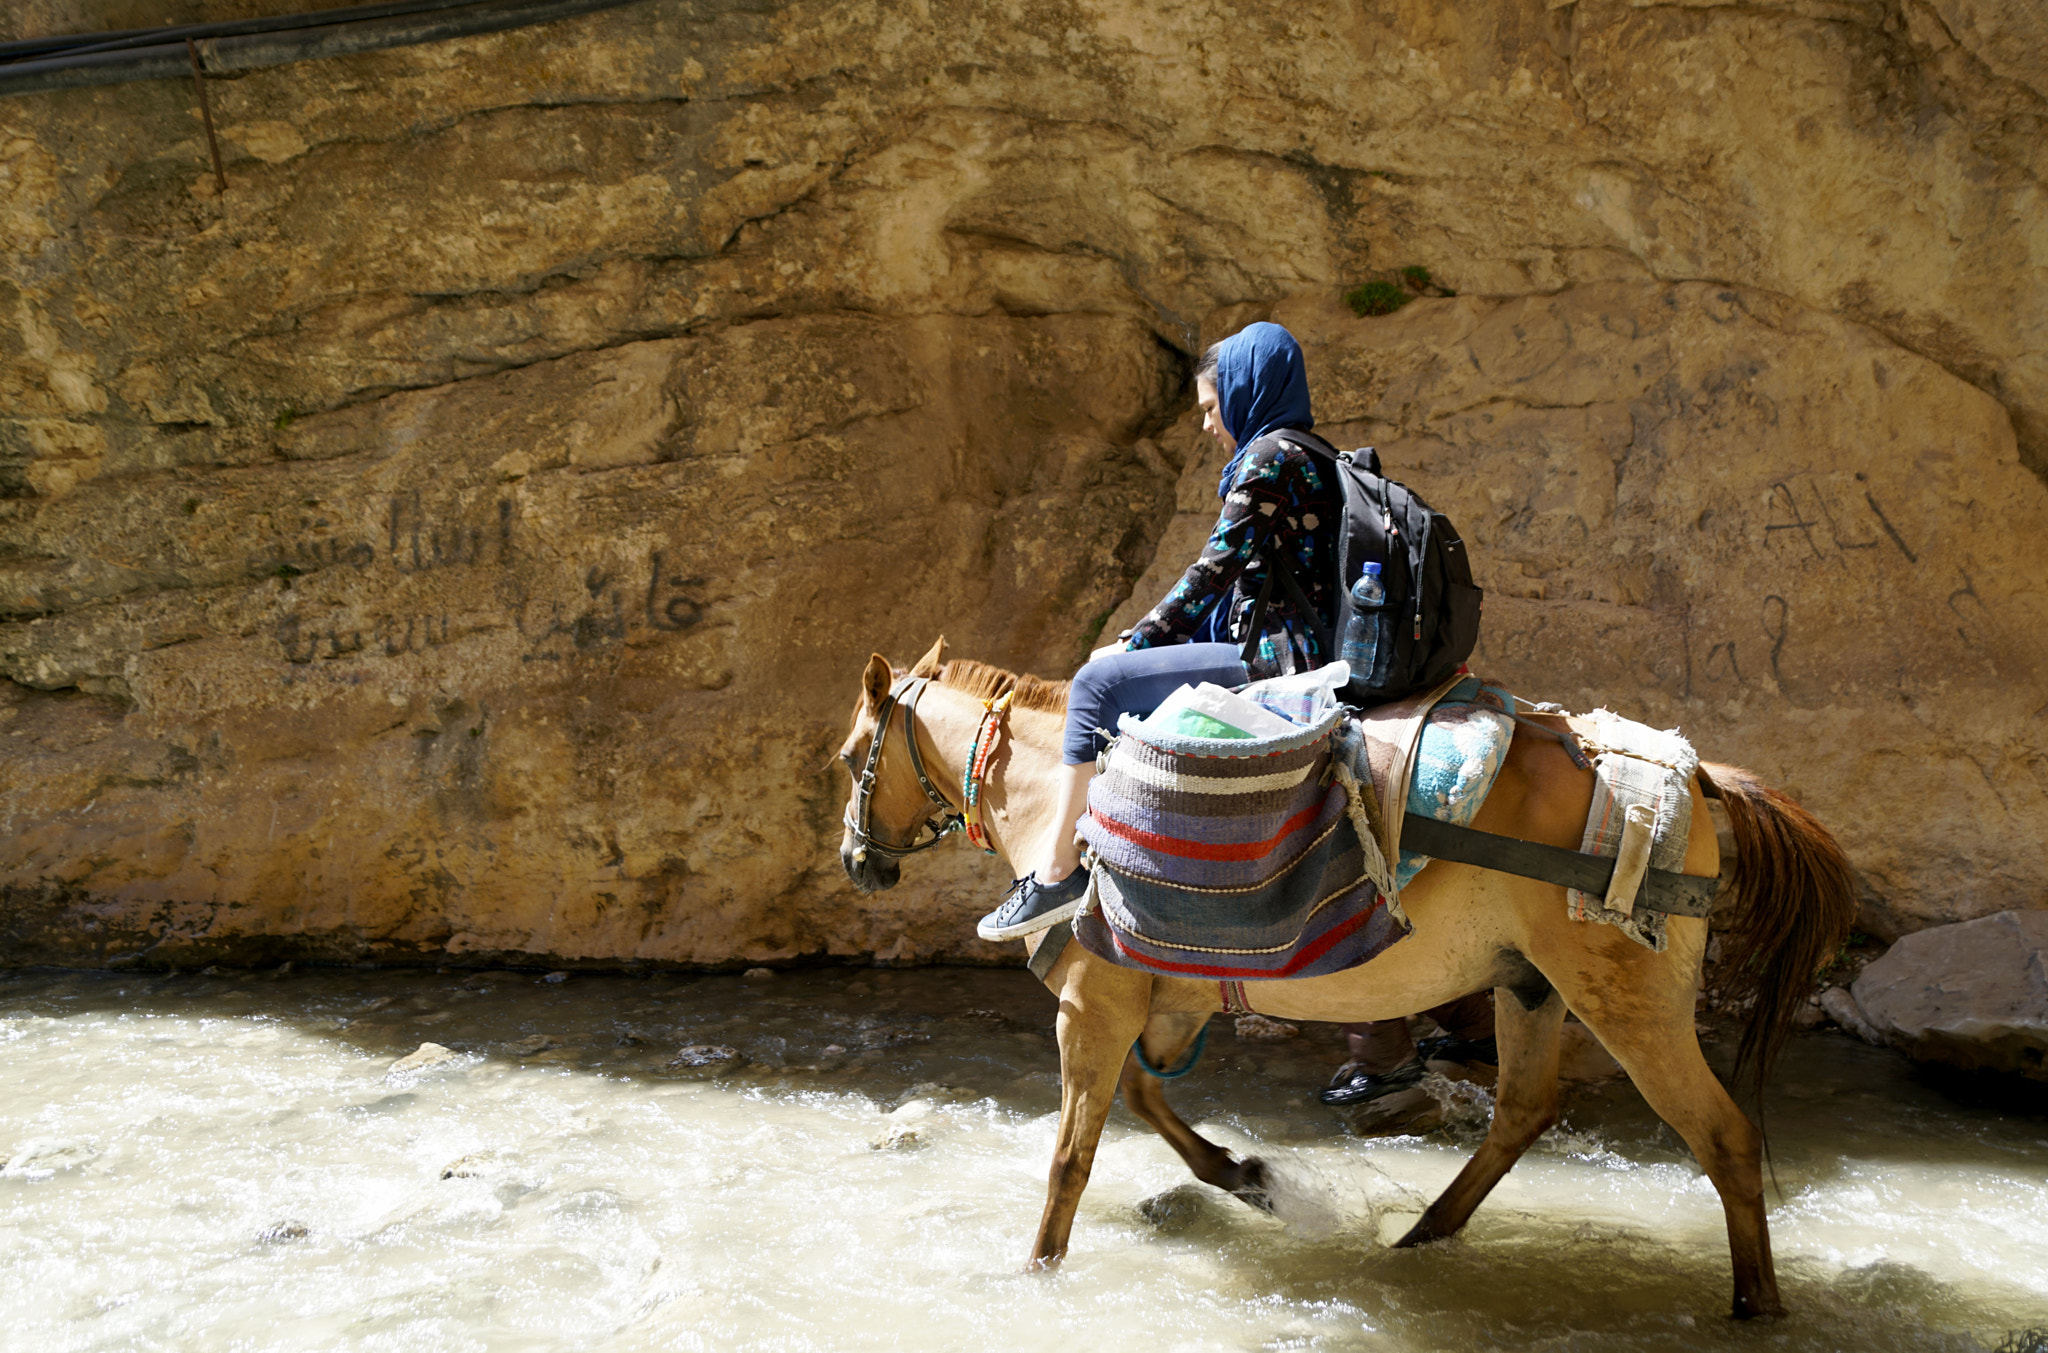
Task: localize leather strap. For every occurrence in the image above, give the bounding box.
[1399,812,1720,918]
[1027,920,1072,983]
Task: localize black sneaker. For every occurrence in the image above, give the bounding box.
[1416,1034,1499,1066]
[1316,1057,1425,1108]
[975,868,1091,942]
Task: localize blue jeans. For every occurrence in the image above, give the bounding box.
[1062,643,1248,765]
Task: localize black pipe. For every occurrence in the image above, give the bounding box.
[0,0,494,63]
[0,0,653,98]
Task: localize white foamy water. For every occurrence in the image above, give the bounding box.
[1,966,2043,1351]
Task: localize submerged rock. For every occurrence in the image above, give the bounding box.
[257,1221,310,1243]
[1136,1183,1210,1232]
[870,1123,924,1151]
[388,1042,461,1076]
[0,1138,97,1179]
[1851,910,2048,1082]
[669,1044,742,1068]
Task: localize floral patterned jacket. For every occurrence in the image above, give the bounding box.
[1127,435,1341,678]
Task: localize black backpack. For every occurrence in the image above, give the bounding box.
[1236,431,1483,705]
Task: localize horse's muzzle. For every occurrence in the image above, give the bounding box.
[841,838,900,893]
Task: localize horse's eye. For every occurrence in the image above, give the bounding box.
[840,750,857,772]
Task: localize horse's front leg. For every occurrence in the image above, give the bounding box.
[1119,1014,1274,1211]
[1395,983,1566,1246]
[1030,956,1152,1269]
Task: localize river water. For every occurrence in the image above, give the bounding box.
[2,964,2043,1352]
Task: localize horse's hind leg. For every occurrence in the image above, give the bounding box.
[1119,1014,1274,1212]
[1580,1010,1783,1319]
[1394,985,1566,1247]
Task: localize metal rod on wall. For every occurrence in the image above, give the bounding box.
[185,38,227,193]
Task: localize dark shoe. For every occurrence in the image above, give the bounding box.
[976,868,1091,942]
[1416,1034,1498,1066]
[1317,1057,1424,1108]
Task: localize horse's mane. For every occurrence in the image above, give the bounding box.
[935,659,1070,714]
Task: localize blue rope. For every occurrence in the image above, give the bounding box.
[1131,1022,1209,1080]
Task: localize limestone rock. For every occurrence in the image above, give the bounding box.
[3,0,2047,969]
[1819,987,1887,1046]
[387,1041,461,1075]
[1850,909,2048,1081]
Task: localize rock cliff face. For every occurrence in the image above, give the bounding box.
[3,0,2044,966]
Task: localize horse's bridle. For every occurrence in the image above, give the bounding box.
[843,676,964,861]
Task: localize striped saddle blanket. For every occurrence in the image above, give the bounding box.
[1072,706,1407,980]
[1072,676,1519,981]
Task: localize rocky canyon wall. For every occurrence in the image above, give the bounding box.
[2,0,2044,966]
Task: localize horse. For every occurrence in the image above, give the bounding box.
[836,637,1857,1320]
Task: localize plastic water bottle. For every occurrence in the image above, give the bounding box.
[1340,562,1385,680]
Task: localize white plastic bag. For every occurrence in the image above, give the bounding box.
[1137,681,1301,741]
[1238,661,1352,727]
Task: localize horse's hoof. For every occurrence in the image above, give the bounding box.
[1229,1157,1277,1214]
[1391,1217,1454,1249]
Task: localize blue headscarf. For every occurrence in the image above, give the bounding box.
[1210,322,1314,498]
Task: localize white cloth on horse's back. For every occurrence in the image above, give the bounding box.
[1566,709,1700,951]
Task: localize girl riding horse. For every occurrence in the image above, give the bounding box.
[974,322,1493,1109]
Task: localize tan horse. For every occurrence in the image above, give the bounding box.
[837,638,1857,1320]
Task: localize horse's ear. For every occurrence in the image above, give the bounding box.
[861,653,893,713]
[909,635,947,679]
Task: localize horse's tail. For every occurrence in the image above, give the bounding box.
[1697,762,1859,1099]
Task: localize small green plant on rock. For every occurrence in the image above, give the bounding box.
[1399,265,1433,290]
[1345,280,1409,317]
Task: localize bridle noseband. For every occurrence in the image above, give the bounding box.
[844,676,964,861]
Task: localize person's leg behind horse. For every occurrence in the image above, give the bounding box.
[977,641,1247,940]
[1320,992,1497,1107]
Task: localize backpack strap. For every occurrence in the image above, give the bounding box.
[1238,542,1334,666]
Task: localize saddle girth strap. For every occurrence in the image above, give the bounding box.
[1219,980,1254,1016]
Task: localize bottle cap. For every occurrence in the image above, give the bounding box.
[1362,562,1382,575]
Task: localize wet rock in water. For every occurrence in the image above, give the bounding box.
[1137,1183,1211,1233]
[1339,1086,1447,1139]
[1234,1014,1299,1041]
[541,972,569,984]
[669,1044,742,1068]
[388,1042,461,1076]
[1851,910,2048,1081]
[1820,986,1887,1045]
[615,1026,666,1047]
[507,1035,559,1056]
[440,1153,500,1180]
[258,1221,310,1243]
[889,1082,969,1111]
[871,1122,924,1151]
[1,1138,97,1178]
[743,967,775,982]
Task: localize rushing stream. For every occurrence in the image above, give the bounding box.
[2,964,2044,1352]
